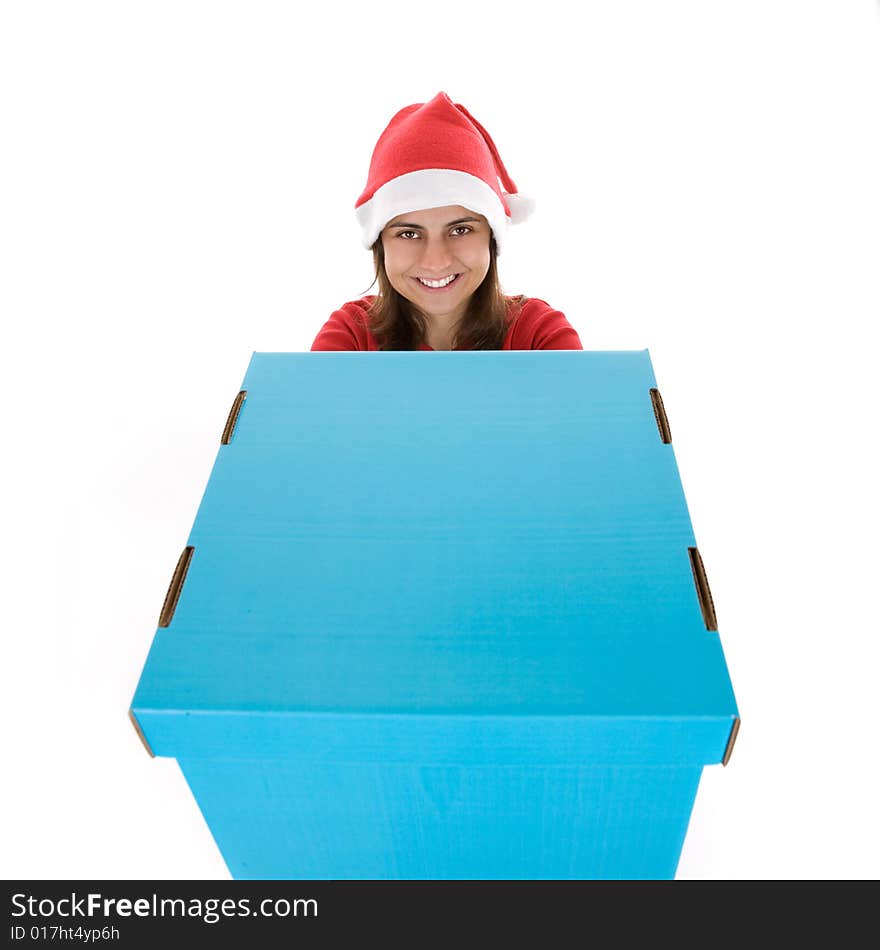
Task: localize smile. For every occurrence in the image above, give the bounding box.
[414,273,461,289]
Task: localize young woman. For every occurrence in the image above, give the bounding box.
[310,91,583,352]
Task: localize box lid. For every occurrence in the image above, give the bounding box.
[131,350,739,765]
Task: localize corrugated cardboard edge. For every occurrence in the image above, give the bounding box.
[722,716,741,767]
[221,390,247,444]
[649,388,672,443]
[158,545,194,628]
[688,546,718,631]
[128,709,155,758]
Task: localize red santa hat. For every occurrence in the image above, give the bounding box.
[355,91,534,254]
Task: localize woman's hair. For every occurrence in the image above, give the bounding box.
[361,234,527,351]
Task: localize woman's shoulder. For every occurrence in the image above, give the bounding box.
[505,295,583,350]
[310,296,377,351]
[336,295,377,326]
[505,295,566,323]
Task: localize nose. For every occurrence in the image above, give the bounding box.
[418,236,455,273]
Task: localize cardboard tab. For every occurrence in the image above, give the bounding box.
[158,546,194,628]
[128,709,155,758]
[688,546,718,631]
[221,390,247,445]
[649,388,672,443]
[722,716,741,766]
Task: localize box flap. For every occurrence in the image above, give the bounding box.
[131,351,739,765]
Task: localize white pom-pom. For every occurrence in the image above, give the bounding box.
[505,192,536,224]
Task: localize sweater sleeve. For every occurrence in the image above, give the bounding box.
[511,298,583,350]
[310,302,372,351]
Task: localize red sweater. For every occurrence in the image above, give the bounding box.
[310,296,583,351]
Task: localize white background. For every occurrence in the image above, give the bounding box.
[2,1,879,880]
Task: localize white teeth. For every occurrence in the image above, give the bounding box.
[417,274,458,288]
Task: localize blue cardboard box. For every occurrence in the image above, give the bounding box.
[130,350,739,879]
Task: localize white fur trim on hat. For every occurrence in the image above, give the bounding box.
[356,168,512,253]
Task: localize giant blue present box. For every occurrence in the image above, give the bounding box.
[129,349,740,880]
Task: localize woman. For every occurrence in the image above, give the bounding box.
[311,91,583,352]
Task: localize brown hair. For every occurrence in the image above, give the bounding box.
[360,234,527,351]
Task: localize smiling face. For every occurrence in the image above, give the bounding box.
[380,205,492,333]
